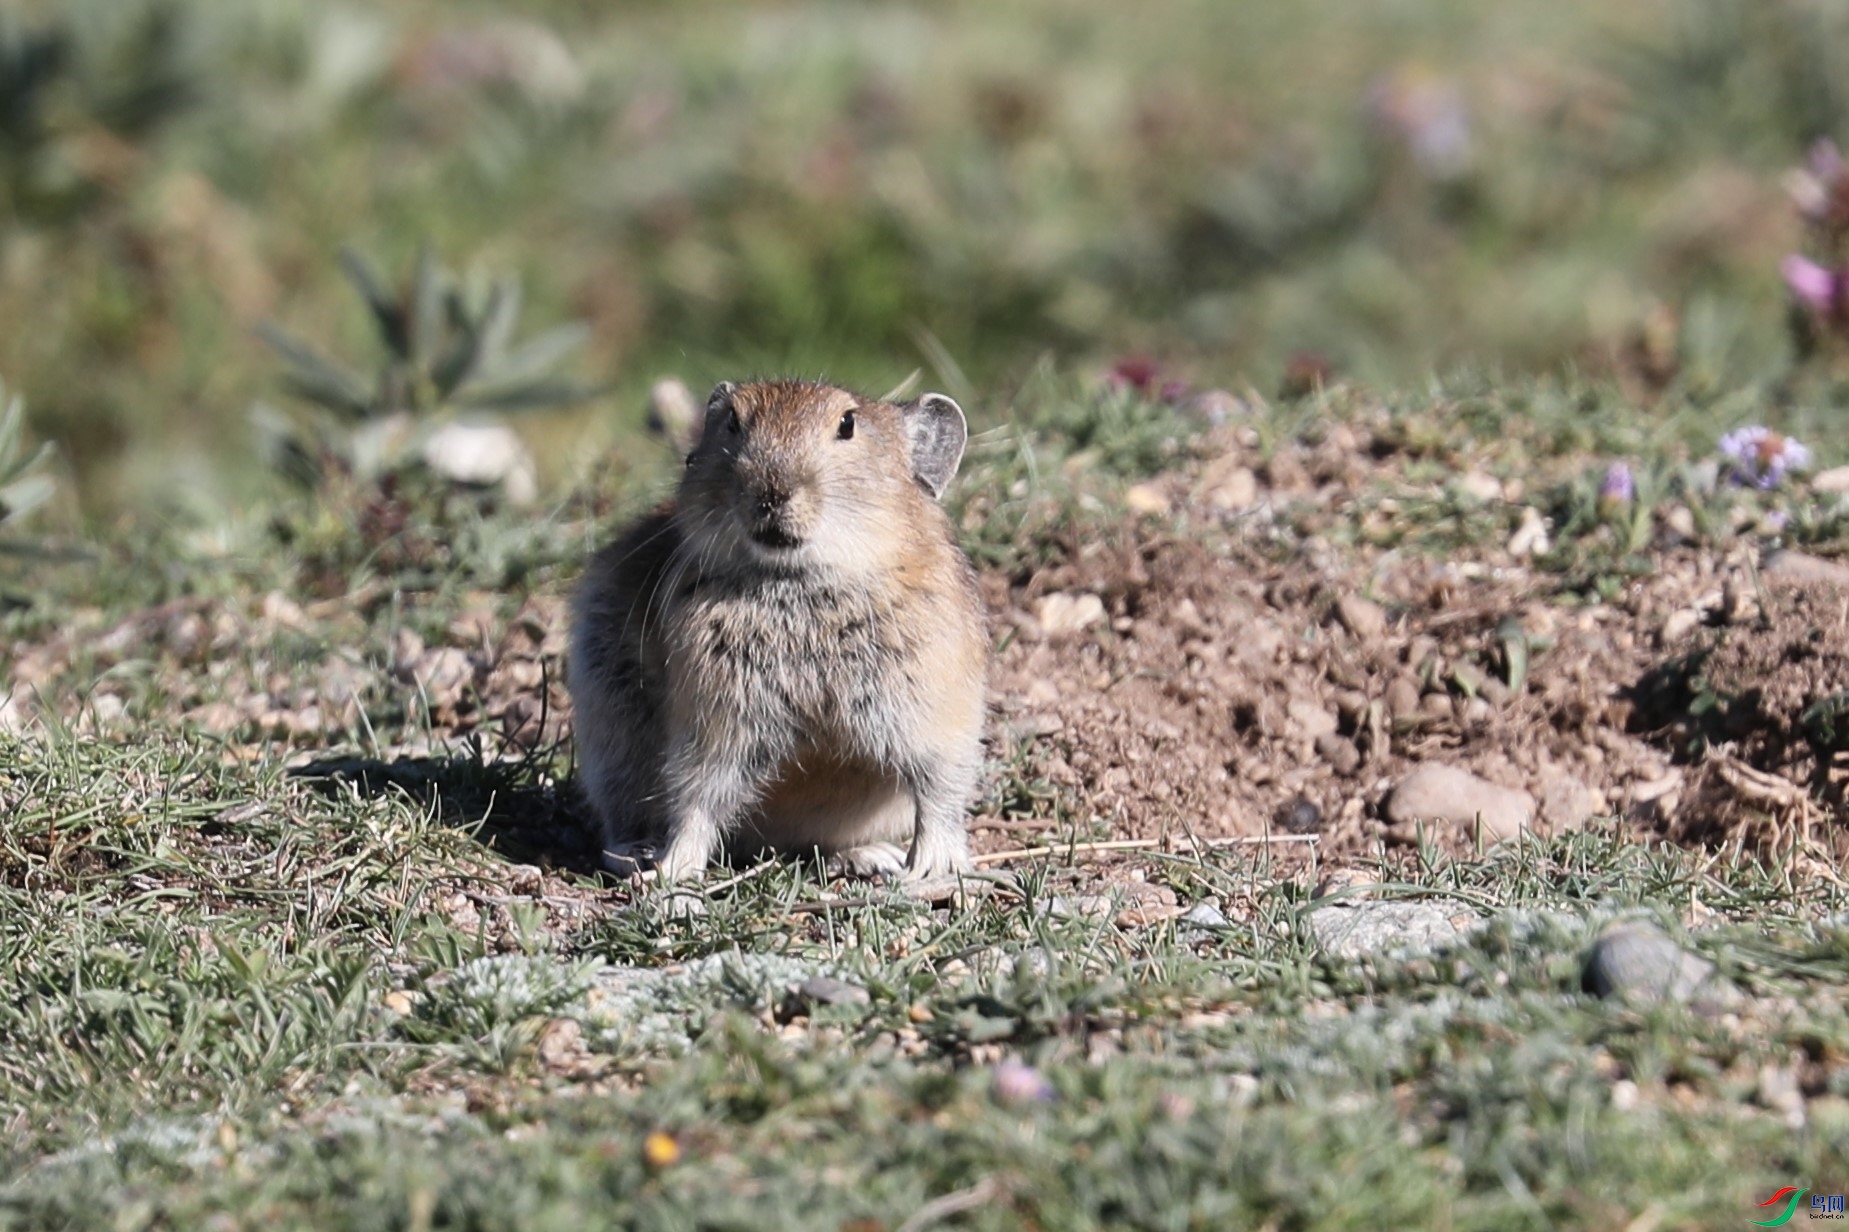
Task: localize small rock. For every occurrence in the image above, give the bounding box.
[421,420,539,505]
[1310,900,1471,959]
[1315,733,1362,776]
[1040,894,1114,920]
[1335,594,1388,640]
[1312,868,1374,900]
[535,1016,585,1068]
[1418,691,1454,723]
[1179,901,1228,931]
[1000,712,1064,743]
[1287,699,1338,740]
[789,976,871,1011]
[1384,677,1423,721]
[1812,464,1849,494]
[401,646,476,707]
[391,627,426,676]
[1386,763,1535,840]
[1457,471,1503,503]
[1659,608,1701,645]
[1188,389,1246,424]
[1662,505,1697,543]
[1274,796,1323,833]
[1124,483,1170,516]
[1033,592,1107,638]
[1757,1061,1807,1130]
[1333,689,1369,721]
[1507,506,1551,558]
[1764,549,1849,590]
[1199,460,1258,511]
[1581,920,1720,1007]
[1538,768,1601,833]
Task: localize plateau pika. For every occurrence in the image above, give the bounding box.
[569,379,988,885]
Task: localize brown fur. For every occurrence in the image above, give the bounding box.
[568,380,988,883]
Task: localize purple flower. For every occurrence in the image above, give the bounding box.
[1719,426,1813,489]
[1599,462,1635,505]
[990,1059,1055,1105]
[1782,255,1841,317]
[1788,140,1848,221]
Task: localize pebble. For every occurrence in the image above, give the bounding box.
[1764,550,1849,590]
[1812,464,1849,494]
[1335,594,1388,640]
[1384,677,1423,722]
[1315,733,1362,776]
[1124,483,1170,516]
[1033,592,1107,638]
[1179,901,1229,931]
[1197,457,1259,511]
[1385,763,1535,840]
[1659,608,1701,645]
[1507,507,1550,558]
[1457,471,1503,503]
[1581,921,1724,1008]
[421,421,539,505]
[1538,768,1601,832]
[1309,900,1472,959]
[789,975,872,1011]
[1274,795,1323,833]
[1287,699,1338,740]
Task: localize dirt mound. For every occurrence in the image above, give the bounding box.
[988,524,1849,863]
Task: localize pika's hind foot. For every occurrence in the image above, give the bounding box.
[827,842,908,879]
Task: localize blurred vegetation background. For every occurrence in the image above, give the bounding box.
[2,0,1846,517]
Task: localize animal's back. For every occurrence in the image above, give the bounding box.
[568,503,680,845]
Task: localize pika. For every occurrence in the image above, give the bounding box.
[569,379,988,886]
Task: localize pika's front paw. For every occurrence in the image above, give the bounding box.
[902,839,972,882]
[828,842,908,879]
[654,840,710,886]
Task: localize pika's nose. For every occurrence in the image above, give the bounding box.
[754,486,790,520]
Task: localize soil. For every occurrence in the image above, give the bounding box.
[12,436,1849,874]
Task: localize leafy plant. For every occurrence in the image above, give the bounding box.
[0,377,55,537]
[252,244,601,488]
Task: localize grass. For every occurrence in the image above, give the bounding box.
[1,724,1845,1229]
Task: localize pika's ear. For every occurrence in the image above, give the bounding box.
[903,393,967,499]
[705,381,737,416]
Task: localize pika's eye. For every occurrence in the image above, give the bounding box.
[726,409,742,435]
[836,410,856,441]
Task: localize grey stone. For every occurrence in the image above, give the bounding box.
[1581,921,1718,1006]
[1179,901,1229,934]
[1310,900,1471,959]
[790,975,871,1010]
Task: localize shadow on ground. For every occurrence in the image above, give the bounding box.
[289,747,605,875]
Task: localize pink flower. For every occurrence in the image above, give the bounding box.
[990,1059,1055,1105]
[1782,255,1840,316]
